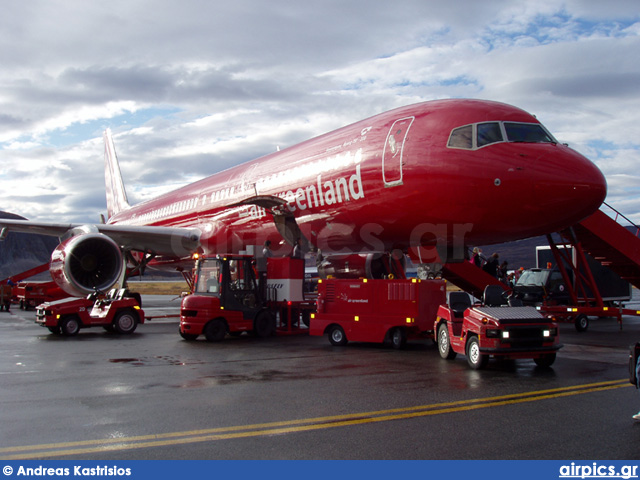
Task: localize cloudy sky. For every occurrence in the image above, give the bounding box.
[1,0,639,225]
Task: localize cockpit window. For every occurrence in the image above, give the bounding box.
[448,125,472,149]
[504,122,555,143]
[447,121,557,150]
[477,122,503,147]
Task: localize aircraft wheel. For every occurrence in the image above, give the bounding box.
[466,336,488,370]
[204,319,227,342]
[390,327,406,350]
[113,309,138,334]
[60,316,80,336]
[328,325,348,346]
[254,311,275,338]
[437,323,457,360]
[534,353,556,368]
[574,314,589,332]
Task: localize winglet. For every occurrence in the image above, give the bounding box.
[103,129,130,220]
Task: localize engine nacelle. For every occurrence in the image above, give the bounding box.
[50,233,124,297]
[317,253,407,279]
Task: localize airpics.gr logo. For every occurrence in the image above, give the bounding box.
[559,462,639,479]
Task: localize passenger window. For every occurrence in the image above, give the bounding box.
[448,125,473,149]
[477,122,503,147]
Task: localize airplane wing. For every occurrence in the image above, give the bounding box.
[0,219,201,257]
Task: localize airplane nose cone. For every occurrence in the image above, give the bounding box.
[533,148,607,229]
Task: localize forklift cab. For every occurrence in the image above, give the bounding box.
[194,255,263,317]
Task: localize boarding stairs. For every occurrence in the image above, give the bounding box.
[442,258,506,299]
[1,262,49,284]
[570,203,640,290]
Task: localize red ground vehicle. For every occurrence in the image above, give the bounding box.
[15,280,67,310]
[435,286,562,369]
[35,289,144,336]
[310,278,446,348]
[0,284,11,311]
[180,255,315,341]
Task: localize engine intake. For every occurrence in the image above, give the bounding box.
[50,233,124,297]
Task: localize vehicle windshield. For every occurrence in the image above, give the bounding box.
[516,270,549,287]
[195,260,222,294]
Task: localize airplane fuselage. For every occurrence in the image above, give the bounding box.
[109,99,606,262]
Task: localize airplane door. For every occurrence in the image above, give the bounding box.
[382,116,414,187]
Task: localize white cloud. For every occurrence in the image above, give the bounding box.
[0,0,639,225]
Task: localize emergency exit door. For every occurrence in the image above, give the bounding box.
[382,116,414,187]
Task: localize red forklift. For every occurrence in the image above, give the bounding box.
[179,254,315,341]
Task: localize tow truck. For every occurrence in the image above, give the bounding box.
[435,285,562,369]
[310,277,446,348]
[36,288,144,336]
[179,254,315,341]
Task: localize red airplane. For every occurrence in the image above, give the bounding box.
[0,99,607,297]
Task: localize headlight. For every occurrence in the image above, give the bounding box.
[502,330,510,339]
[543,328,557,337]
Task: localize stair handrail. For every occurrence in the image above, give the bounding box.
[601,201,640,237]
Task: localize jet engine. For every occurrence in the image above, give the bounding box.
[49,232,124,297]
[317,253,407,279]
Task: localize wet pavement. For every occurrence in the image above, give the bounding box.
[1,295,639,460]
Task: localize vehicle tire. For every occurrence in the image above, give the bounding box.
[179,327,198,341]
[574,314,589,332]
[389,327,406,350]
[534,353,556,368]
[254,311,276,338]
[204,319,227,342]
[466,336,488,370]
[60,316,81,336]
[437,323,457,360]
[328,325,348,346]
[113,309,138,334]
[47,326,61,335]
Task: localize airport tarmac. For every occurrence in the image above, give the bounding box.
[1,294,639,460]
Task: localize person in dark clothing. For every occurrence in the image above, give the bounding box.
[292,238,304,259]
[498,260,509,283]
[482,253,500,277]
